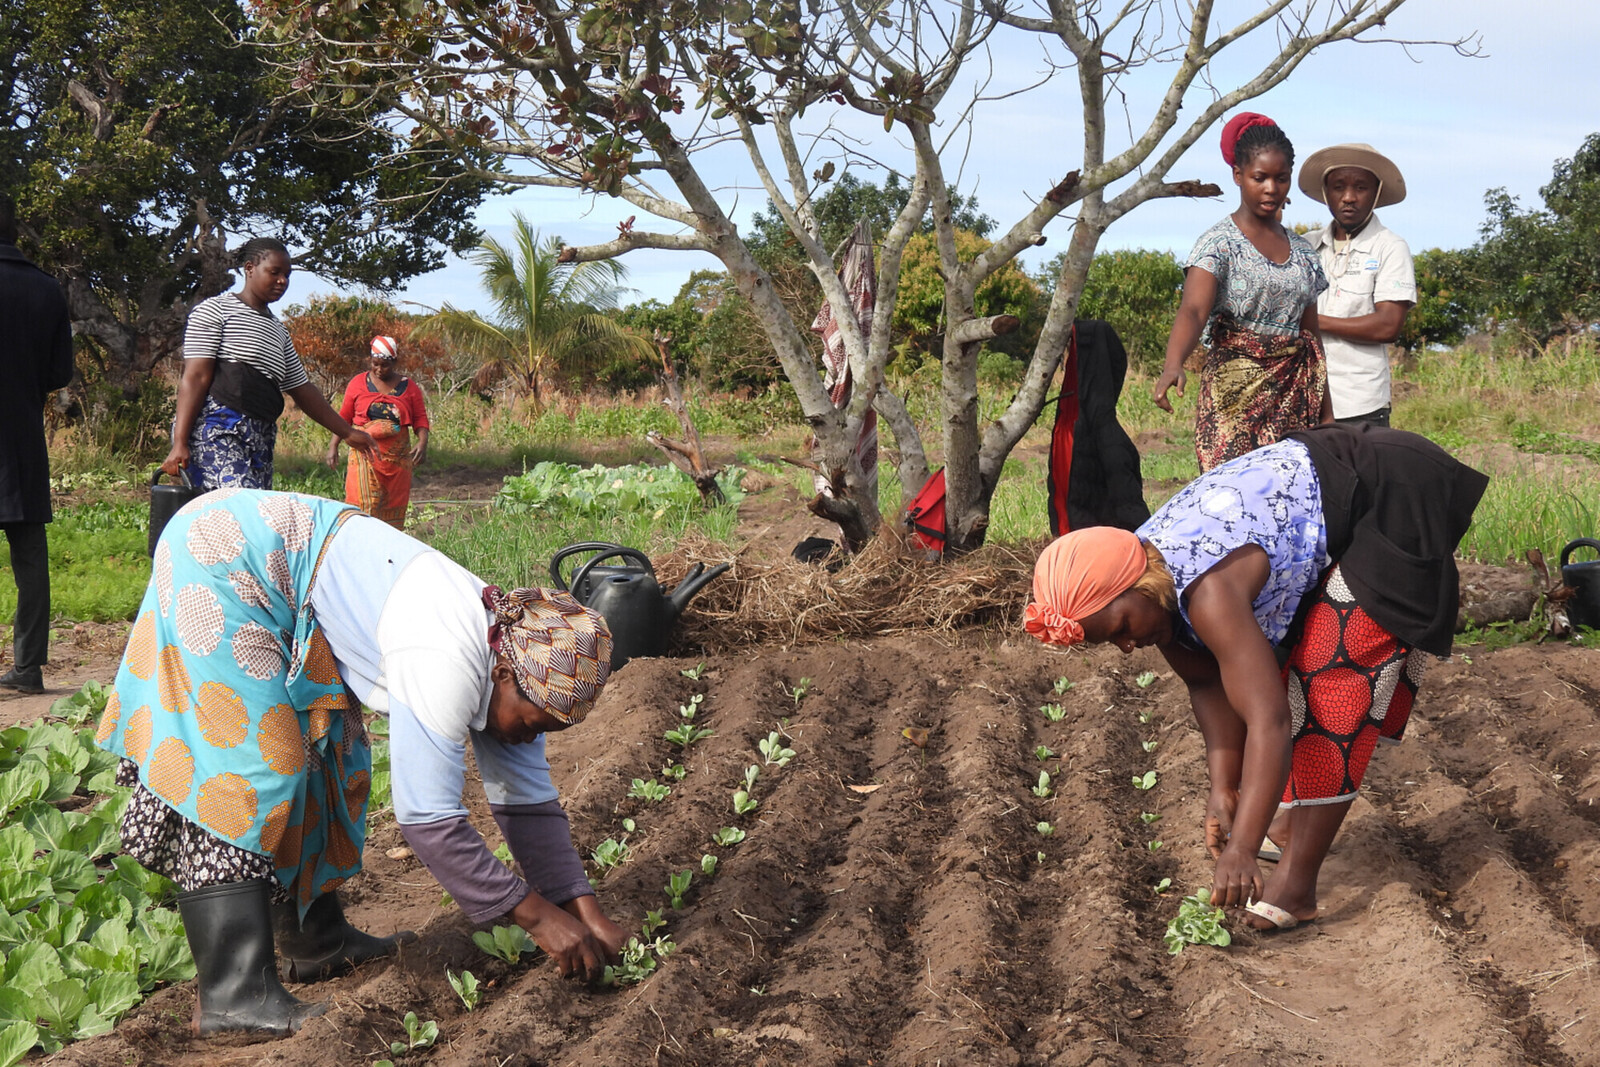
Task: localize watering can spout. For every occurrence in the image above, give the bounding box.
[666,562,731,621]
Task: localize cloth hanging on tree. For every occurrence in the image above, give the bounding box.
[1047,319,1151,536]
[810,220,880,532]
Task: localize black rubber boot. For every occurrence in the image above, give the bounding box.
[271,891,415,982]
[178,879,327,1036]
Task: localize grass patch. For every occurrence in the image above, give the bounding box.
[1458,459,1600,564]
[0,502,150,623]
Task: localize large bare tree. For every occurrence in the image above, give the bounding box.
[260,0,1473,551]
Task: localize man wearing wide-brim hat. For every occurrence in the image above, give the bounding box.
[1300,143,1416,426]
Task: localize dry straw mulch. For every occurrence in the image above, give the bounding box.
[655,530,1046,652]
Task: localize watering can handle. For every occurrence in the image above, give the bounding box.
[1559,538,1600,569]
[151,466,194,490]
[549,541,630,591]
[569,548,656,606]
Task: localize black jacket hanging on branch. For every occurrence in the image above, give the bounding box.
[1047,319,1150,537]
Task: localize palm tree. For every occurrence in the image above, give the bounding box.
[416,213,652,408]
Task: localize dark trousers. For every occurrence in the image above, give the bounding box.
[2,523,49,669]
[1334,405,1391,428]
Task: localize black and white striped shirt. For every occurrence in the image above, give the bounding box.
[181,293,310,391]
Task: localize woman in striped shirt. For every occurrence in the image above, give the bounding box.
[160,238,372,488]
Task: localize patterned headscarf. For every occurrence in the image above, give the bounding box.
[482,586,613,724]
[370,335,398,361]
[1024,528,1148,647]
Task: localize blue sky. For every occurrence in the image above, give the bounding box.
[296,0,1600,314]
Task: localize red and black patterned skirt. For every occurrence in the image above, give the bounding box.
[1280,564,1428,806]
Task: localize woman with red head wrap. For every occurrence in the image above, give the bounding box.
[1028,425,1486,935]
[1152,114,1332,471]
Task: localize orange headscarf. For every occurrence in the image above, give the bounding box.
[1024,528,1148,647]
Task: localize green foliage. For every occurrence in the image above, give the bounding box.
[1042,249,1184,372]
[758,731,795,768]
[1164,889,1232,955]
[446,968,480,1011]
[601,915,676,988]
[414,216,652,404]
[0,708,193,1059]
[367,715,392,816]
[1132,770,1158,790]
[496,461,745,518]
[1039,703,1066,722]
[1034,744,1054,761]
[48,681,108,729]
[895,230,1043,360]
[710,826,746,847]
[1396,248,1479,352]
[627,778,671,802]
[663,722,714,748]
[590,837,630,875]
[1031,771,1052,798]
[1135,671,1156,688]
[390,1011,439,1055]
[4,0,484,397]
[471,924,533,964]
[700,853,718,877]
[1035,821,1054,836]
[0,503,148,624]
[663,869,693,910]
[731,789,758,816]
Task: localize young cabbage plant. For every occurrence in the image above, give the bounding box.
[700,853,718,877]
[1036,821,1054,836]
[390,1012,440,1056]
[1132,770,1158,790]
[628,778,671,802]
[680,662,707,680]
[472,925,533,964]
[743,765,760,791]
[1034,744,1054,761]
[758,732,796,767]
[664,869,693,909]
[447,968,481,1011]
[1164,889,1231,955]
[678,693,705,719]
[783,677,813,706]
[1053,677,1075,695]
[1031,771,1052,798]
[711,826,746,847]
[1142,739,1158,752]
[664,722,714,748]
[731,789,758,816]
[1139,812,1162,824]
[1039,702,1067,722]
[1136,671,1157,688]
[591,836,631,873]
[661,762,687,781]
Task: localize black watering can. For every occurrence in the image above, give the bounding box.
[549,542,730,670]
[1559,538,1600,630]
[148,467,207,557]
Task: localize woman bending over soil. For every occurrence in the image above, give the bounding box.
[1025,424,1486,931]
[98,489,625,1035]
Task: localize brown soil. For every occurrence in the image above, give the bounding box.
[33,471,1600,1067]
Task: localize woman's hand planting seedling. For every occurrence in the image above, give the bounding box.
[1036,821,1054,836]
[1034,744,1055,760]
[591,836,631,873]
[1032,770,1052,798]
[1164,888,1231,955]
[447,968,481,1011]
[732,789,758,815]
[1132,770,1157,790]
[473,925,534,963]
[1053,677,1075,695]
[700,853,718,876]
[390,1012,439,1056]
[711,826,746,847]
[759,731,796,767]
[664,869,693,909]
[1039,702,1067,722]
[664,722,714,748]
[628,778,671,802]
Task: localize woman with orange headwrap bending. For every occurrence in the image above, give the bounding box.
[1026,424,1485,933]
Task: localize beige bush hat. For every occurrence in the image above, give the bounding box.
[1298,143,1406,207]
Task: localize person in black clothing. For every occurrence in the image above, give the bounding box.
[0,196,76,695]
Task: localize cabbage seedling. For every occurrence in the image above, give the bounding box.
[664,869,693,909]
[1053,677,1075,695]
[743,764,760,791]
[732,789,758,815]
[759,732,796,767]
[492,842,514,866]
[1142,739,1158,752]
[1138,710,1153,724]
[472,925,533,963]
[1136,670,1157,688]
[591,837,630,872]
[622,817,636,832]
[390,1011,439,1055]
[1164,888,1231,955]
[661,762,687,781]
[784,677,813,705]
[447,968,481,1011]
[701,853,718,876]
[1039,702,1067,722]
[1132,770,1157,790]
[628,778,671,802]
[711,826,746,847]
[664,722,714,747]
[1031,770,1052,798]
[678,693,705,719]
[1034,744,1054,761]
[1153,877,1173,895]
[1036,821,1054,835]
[1147,840,1164,851]
[680,662,707,680]
[1139,812,1162,824]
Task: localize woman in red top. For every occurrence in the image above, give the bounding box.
[326,335,431,528]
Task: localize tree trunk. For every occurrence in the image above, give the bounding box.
[645,332,725,506]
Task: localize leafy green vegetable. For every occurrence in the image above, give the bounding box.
[447,968,481,1010]
[495,461,746,517]
[627,778,671,802]
[1164,888,1231,955]
[472,925,534,964]
[1132,770,1157,790]
[711,826,745,847]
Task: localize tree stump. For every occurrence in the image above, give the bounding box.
[646,331,724,506]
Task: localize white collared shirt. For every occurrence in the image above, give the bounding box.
[1307,213,1417,419]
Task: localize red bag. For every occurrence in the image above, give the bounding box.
[1047,324,1080,537]
[904,469,947,553]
